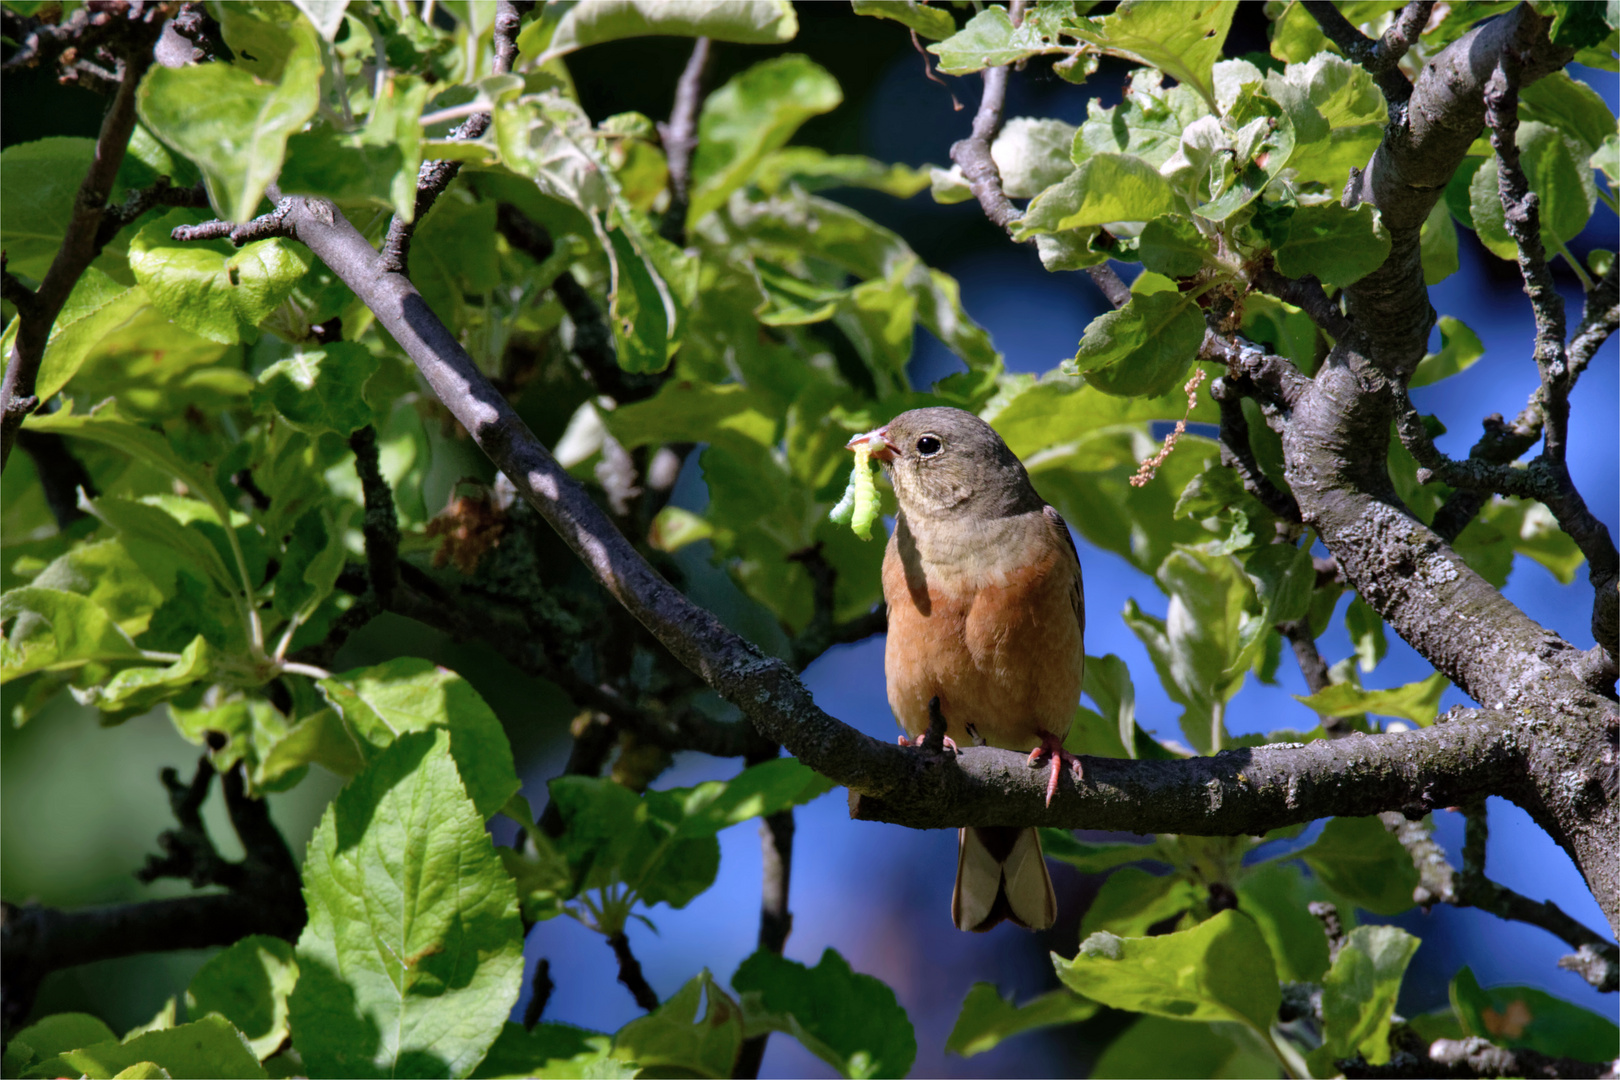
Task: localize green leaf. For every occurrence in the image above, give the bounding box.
[289,729,524,1079]
[606,226,673,374]
[48,1015,267,1079]
[1071,0,1238,111]
[278,76,432,221]
[3,1013,118,1080]
[1055,909,1280,1033]
[1420,198,1461,286]
[752,147,930,198]
[1293,671,1448,727]
[24,538,166,638]
[254,706,366,788]
[1345,594,1388,673]
[1082,652,1141,759]
[1320,925,1421,1065]
[612,971,743,1079]
[1241,541,1314,642]
[1139,215,1212,278]
[547,776,721,913]
[1298,815,1420,915]
[23,397,221,504]
[1470,121,1598,261]
[1281,52,1385,129]
[1015,153,1180,238]
[251,344,380,436]
[1074,75,1211,170]
[1410,316,1484,388]
[1519,70,1616,155]
[945,983,1097,1058]
[606,381,777,449]
[471,1022,635,1079]
[136,19,322,222]
[1041,831,1167,873]
[926,6,1051,75]
[128,211,311,345]
[1272,203,1391,288]
[688,55,842,226]
[317,657,521,820]
[1450,966,1620,1062]
[1593,132,1620,186]
[992,117,1079,199]
[73,633,212,717]
[674,756,836,837]
[1091,1015,1281,1079]
[83,496,237,596]
[536,0,796,63]
[733,948,916,1080]
[1,586,143,682]
[1125,548,1254,752]
[186,936,298,1061]
[1081,866,1203,937]
[1,137,100,278]
[36,269,149,402]
[1235,862,1331,983]
[1063,289,1204,399]
[851,0,955,40]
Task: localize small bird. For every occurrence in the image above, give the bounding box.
[848,407,1085,933]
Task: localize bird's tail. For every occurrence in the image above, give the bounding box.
[952,826,1057,932]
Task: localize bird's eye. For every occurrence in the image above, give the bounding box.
[916,435,942,457]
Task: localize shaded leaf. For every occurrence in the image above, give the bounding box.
[289,730,524,1079]
[613,971,742,1079]
[1321,925,1421,1065]
[1298,815,1420,915]
[946,983,1097,1058]
[733,948,916,1079]
[186,936,298,1061]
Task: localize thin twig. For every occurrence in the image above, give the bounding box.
[349,425,400,608]
[1300,0,1427,103]
[1254,267,1353,340]
[1456,803,1618,991]
[523,958,555,1029]
[657,37,713,247]
[376,0,528,273]
[735,745,796,1079]
[1211,376,1303,522]
[0,7,166,471]
[607,930,659,1011]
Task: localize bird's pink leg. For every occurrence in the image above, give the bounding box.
[1028,730,1083,807]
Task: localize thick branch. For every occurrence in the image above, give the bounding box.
[0,8,164,470]
[657,37,712,247]
[1344,1036,1619,1079]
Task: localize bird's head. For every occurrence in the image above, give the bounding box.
[846,406,1042,523]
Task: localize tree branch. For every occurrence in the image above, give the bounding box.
[14,429,95,531]
[376,0,528,274]
[0,761,302,1037]
[658,36,713,247]
[1457,803,1618,991]
[1344,1036,1619,1079]
[1300,0,1429,104]
[0,6,165,471]
[734,745,795,1080]
[607,931,658,1012]
[349,425,400,608]
[1212,376,1303,522]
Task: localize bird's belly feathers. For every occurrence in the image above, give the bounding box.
[883,537,1084,751]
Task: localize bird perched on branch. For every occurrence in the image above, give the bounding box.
[847,407,1085,933]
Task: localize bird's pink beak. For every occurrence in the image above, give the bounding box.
[846,426,899,463]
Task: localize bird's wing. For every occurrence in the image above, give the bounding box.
[1043,504,1085,639]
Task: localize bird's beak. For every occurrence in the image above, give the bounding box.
[846,426,899,463]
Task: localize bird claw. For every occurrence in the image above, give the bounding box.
[1028,730,1083,807]
[899,733,959,755]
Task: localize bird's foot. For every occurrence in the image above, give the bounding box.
[1028,730,1083,807]
[898,732,959,754]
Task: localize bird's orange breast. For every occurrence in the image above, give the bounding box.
[882,518,1084,752]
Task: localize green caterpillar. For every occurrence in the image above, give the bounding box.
[830,441,880,540]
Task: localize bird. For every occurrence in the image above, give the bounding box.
[847,406,1085,933]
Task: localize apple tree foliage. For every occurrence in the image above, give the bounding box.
[1,1,1617,1078]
